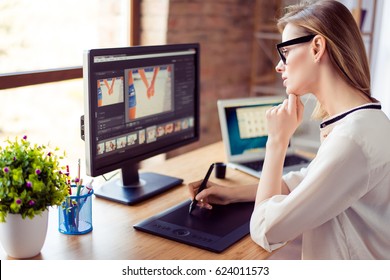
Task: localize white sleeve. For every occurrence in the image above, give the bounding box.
[282,167,308,192]
[250,134,370,252]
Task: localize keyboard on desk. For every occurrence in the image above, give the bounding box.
[241,154,310,172]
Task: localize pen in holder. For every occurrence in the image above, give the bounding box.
[58,187,93,235]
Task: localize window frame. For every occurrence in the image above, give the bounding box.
[0,0,140,90]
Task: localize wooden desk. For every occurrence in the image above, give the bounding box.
[0,142,270,260]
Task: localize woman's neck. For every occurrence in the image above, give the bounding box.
[314,68,372,117]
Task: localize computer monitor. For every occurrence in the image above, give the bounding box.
[82,43,200,205]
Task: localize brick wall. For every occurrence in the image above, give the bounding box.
[141,0,255,157]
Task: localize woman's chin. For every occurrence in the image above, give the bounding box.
[285,87,294,95]
[285,87,307,96]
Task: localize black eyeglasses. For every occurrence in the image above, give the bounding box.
[276,34,315,64]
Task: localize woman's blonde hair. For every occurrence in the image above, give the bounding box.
[277,0,371,119]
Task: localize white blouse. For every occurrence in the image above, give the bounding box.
[250,103,390,259]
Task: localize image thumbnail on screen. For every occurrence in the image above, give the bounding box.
[97,77,124,107]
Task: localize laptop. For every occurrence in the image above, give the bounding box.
[217,96,310,178]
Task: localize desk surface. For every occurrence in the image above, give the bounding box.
[0,142,270,260]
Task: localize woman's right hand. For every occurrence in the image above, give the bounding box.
[187,180,234,210]
[188,181,257,210]
[265,94,304,146]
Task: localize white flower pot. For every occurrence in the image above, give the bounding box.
[0,211,49,259]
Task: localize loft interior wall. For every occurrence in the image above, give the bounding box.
[140,0,256,157]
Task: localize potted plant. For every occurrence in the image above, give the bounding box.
[0,135,70,258]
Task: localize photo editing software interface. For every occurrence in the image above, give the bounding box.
[90,48,197,173]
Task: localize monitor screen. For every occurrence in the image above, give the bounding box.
[217,96,284,163]
[82,43,200,205]
[225,103,276,156]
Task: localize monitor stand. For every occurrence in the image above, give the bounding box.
[94,164,183,205]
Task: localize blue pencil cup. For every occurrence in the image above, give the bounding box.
[58,190,93,235]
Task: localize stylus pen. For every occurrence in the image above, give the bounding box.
[189,163,215,214]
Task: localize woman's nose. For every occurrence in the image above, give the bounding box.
[275,60,284,73]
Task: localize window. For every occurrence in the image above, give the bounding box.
[0,0,139,174]
[0,80,85,168]
[1,0,129,73]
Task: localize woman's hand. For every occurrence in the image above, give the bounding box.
[188,180,257,210]
[266,94,304,146]
[188,180,233,209]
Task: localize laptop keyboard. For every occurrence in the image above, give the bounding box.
[241,154,310,172]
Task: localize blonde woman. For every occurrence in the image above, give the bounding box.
[189,0,390,259]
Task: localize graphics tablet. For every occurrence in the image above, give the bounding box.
[134,200,255,253]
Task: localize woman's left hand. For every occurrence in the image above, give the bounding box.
[266,94,304,146]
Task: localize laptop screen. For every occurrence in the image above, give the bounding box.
[218,96,284,161]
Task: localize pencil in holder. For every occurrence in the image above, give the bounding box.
[58,189,93,235]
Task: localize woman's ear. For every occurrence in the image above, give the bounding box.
[312,35,326,63]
